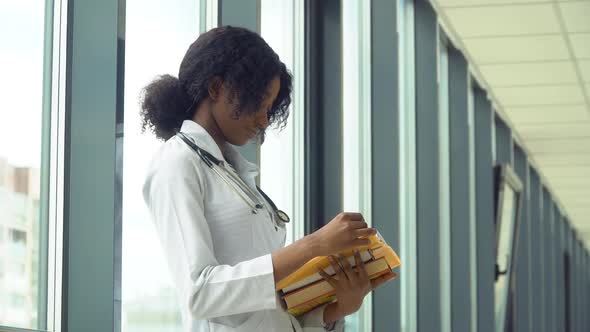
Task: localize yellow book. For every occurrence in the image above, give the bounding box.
[284,257,391,309]
[277,231,401,316]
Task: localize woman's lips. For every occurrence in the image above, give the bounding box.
[247,129,258,138]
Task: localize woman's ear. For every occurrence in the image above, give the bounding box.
[208,77,223,101]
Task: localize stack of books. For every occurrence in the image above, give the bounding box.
[276,232,401,316]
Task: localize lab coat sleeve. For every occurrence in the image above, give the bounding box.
[143,156,278,320]
[297,303,345,331]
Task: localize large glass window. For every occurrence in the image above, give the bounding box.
[259,0,305,246]
[342,0,372,330]
[122,1,206,331]
[437,36,452,332]
[398,0,417,331]
[0,0,53,329]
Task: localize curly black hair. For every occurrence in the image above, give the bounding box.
[140,26,293,141]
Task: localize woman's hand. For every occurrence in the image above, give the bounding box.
[309,212,376,257]
[318,250,397,324]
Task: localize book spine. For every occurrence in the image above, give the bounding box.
[288,295,336,317]
[288,267,391,309]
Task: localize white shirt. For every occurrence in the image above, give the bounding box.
[143,120,344,332]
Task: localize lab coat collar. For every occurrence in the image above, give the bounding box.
[179,120,226,162]
[224,144,260,180]
[179,120,259,179]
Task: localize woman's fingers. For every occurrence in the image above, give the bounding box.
[354,227,377,238]
[354,250,370,281]
[341,212,364,222]
[351,238,371,247]
[337,254,355,282]
[329,256,345,280]
[318,267,338,288]
[370,271,397,290]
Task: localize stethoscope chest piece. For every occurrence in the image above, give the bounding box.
[275,209,290,224]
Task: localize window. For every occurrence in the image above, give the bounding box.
[10,294,27,308]
[0,0,52,329]
[122,0,208,331]
[342,0,372,330]
[437,35,452,332]
[398,0,417,331]
[259,0,305,246]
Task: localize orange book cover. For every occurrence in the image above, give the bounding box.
[277,232,401,316]
[276,232,401,292]
[283,257,392,309]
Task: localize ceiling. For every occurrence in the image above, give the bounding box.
[431,0,590,247]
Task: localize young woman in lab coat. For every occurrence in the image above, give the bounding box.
[141,26,395,332]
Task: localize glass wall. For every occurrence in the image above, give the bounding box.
[259,0,305,246]
[398,0,417,331]
[122,0,204,331]
[342,0,372,330]
[0,0,52,329]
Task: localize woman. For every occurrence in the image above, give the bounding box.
[141,26,394,332]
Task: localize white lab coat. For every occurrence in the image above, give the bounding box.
[143,120,344,331]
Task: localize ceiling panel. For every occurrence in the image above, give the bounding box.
[439,0,550,7]
[480,62,578,86]
[506,105,590,124]
[535,153,590,166]
[570,33,590,59]
[541,179,590,189]
[579,60,590,82]
[559,2,590,32]
[542,166,590,178]
[557,191,590,199]
[518,123,590,139]
[567,206,590,214]
[464,35,569,63]
[445,5,559,37]
[494,85,584,106]
[526,138,590,154]
[432,0,590,244]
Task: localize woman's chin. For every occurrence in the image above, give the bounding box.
[228,137,252,146]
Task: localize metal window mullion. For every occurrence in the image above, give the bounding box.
[513,145,531,332]
[303,0,342,233]
[62,0,122,330]
[370,0,400,331]
[473,86,495,332]
[448,45,471,332]
[529,168,543,332]
[414,1,441,331]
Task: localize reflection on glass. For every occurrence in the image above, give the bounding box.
[0,0,49,329]
[122,0,200,331]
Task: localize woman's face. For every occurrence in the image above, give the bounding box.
[212,76,281,146]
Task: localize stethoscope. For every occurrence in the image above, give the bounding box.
[176,132,291,227]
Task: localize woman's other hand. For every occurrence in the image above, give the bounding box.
[309,212,376,257]
[318,250,396,324]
